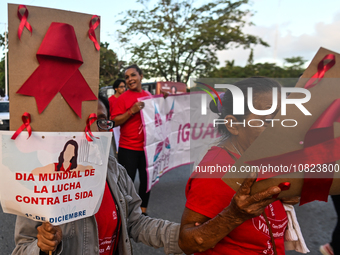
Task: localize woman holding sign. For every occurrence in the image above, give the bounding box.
[179,77,300,255]
[111,64,151,215]
[12,95,182,255]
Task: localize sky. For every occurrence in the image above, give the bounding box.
[1,0,340,68]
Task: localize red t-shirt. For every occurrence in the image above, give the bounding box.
[95,182,119,255]
[111,89,151,151]
[185,146,287,255]
[108,95,118,119]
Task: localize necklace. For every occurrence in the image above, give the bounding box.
[231,141,242,156]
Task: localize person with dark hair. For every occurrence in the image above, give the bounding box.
[55,140,78,171]
[12,96,183,255]
[111,64,152,215]
[109,78,126,119]
[179,77,299,255]
[170,86,177,94]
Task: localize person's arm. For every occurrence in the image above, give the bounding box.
[12,217,62,255]
[37,222,62,254]
[113,102,144,127]
[110,156,182,254]
[178,173,281,254]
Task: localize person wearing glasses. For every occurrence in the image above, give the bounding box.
[109,78,126,119]
[12,95,183,255]
[108,79,126,158]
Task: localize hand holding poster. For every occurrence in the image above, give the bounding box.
[0,132,111,225]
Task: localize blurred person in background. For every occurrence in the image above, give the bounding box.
[109,78,126,118]
[109,79,126,157]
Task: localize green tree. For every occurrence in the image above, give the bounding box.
[283,56,306,77]
[0,32,7,92]
[209,56,306,78]
[99,42,125,88]
[206,56,306,87]
[118,0,268,83]
[0,58,5,92]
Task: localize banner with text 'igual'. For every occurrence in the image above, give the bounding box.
[140,93,220,191]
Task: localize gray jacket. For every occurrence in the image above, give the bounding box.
[12,155,183,255]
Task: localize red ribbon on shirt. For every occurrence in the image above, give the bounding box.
[85,113,99,142]
[17,5,32,40]
[16,22,97,118]
[11,112,32,140]
[88,15,100,51]
[272,182,291,199]
[304,54,335,89]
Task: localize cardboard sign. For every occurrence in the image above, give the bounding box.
[222,47,340,200]
[8,4,100,131]
[0,132,111,225]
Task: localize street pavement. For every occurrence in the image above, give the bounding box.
[0,164,337,255]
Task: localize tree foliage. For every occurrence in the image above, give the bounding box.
[0,58,5,92]
[99,42,125,88]
[207,56,307,87]
[0,33,5,49]
[0,32,7,92]
[117,0,268,83]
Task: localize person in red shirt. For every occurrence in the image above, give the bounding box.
[109,78,126,118]
[111,64,151,215]
[179,77,299,255]
[109,78,126,157]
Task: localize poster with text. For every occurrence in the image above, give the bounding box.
[0,131,112,225]
[140,93,220,191]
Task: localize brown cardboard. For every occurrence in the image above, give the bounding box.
[222,47,340,197]
[8,4,100,131]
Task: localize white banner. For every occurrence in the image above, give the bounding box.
[0,132,112,225]
[140,93,220,191]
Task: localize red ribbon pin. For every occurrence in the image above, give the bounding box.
[85,113,99,142]
[304,54,335,89]
[88,15,100,51]
[11,112,32,140]
[17,5,33,40]
[273,182,291,199]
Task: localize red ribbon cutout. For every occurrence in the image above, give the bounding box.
[247,99,340,205]
[11,112,32,140]
[304,54,335,89]
[17,5,33,40]
[88,15,100,51]
[85,113,99,142]
[16,22,97,118]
